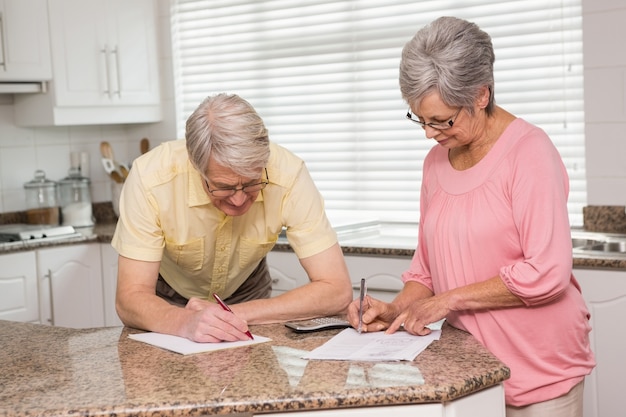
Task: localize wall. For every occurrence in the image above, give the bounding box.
[0,0,622,214]
[0,0,176,213]
[583,0,626,205]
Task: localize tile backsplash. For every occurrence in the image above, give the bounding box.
[0,99,149,214]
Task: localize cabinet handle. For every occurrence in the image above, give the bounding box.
[46,269,55,326]
[0,12,6,71]
[101,45,113,99]
[111,46,121,98]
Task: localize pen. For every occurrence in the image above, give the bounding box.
[357,278,367,333]
[212,293,254,340]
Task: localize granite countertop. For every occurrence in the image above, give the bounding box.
[0,320,509,417]
[2,220,625,270]
[2,202,626,270]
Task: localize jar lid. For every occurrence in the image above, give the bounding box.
[59,167,91,185]
[24,170,57,189]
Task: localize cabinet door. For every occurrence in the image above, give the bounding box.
[267,251,306,297]
[100,243,123,326]
[0,251,39,322]
[103,0,160,105]
[267,251,410,302]
[37,244,104,328]
[344,255,409,302]
[14,0,161,126]
[0,0,51,81]
[47,0,108,106]
[48,0,159,107]
[574,268,626,417]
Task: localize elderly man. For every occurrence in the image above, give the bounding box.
[113,93,352,343]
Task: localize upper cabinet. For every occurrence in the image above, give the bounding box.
[0,0,52,81]
[14,0,161,126]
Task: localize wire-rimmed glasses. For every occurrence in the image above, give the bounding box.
[205,168,269,198]
[406,107,462,130]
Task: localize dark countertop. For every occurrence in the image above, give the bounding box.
[2,221,625,270]
[0,320,509,417]
[272,242,626,270]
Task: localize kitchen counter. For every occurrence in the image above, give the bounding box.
[275,225,626,271]
[0,320,509,417]
[2,221,624,270]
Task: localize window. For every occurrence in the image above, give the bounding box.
[171,0,585,225]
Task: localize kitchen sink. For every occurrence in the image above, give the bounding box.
[586,241,626,254]
[571,231,626,258]
[571,238,604,249]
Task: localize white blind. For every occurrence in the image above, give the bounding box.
[171,0,586,226]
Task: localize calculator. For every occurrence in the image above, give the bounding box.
[285,316,352,333]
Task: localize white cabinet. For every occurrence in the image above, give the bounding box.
[0,0,51,81]
[574,268,626,417]
[267,251,307,297]
[0,251,39,323]
[37,243,105,328]
[267,251,409,302]
[14,0,161,126]
[344,255,408,302]
[100,243,122,326]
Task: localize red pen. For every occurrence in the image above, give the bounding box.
[212,293,254,340]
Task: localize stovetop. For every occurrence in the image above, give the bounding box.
[0,224,86,248]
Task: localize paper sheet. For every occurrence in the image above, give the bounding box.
[128,332,271,355]
[303,327,441,362]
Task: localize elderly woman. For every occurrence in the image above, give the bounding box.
[347,16,595,417]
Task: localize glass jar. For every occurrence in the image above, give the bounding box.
[58,168,94,228]
[23,170,60,225]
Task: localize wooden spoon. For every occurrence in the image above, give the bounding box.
[102,158,124,183]
[100,141,114,160]
[118,164,129,178]
[110,170,124,184]
[140,138,150,155]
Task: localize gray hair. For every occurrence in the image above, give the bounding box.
[185,93,270,178]
[399,16,495,116]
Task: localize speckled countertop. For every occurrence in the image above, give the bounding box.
[2,221,625,270]
[0,320,509,417]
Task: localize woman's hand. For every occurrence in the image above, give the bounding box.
[346,295,401,333]
[387,293,449,336]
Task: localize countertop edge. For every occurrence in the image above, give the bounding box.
[2,223,624,270]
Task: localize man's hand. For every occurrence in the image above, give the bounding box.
[183,297,253,343]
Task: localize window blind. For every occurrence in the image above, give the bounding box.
[171,0,585,226]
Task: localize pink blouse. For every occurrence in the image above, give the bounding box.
[402,118,595,406]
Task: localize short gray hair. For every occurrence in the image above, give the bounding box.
[185,93,270,178]
[399,16,495,116]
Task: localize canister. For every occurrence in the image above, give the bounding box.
[23,170,60,225]
[58,168,94,228]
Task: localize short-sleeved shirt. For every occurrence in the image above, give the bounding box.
[111,140,337,300]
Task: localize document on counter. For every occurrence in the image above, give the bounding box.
[128,332,271,355]
[303,326,442,362]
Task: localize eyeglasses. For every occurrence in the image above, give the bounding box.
[205,168,269,198]
[405,107,463,130]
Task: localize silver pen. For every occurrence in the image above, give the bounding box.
[357,278,367,333]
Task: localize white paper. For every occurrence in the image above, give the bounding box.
[303,327,441,362]
[128,332,271,355]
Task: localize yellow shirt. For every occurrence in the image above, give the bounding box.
[111,140,337,300]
